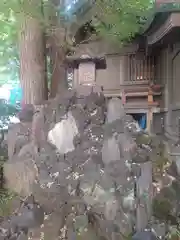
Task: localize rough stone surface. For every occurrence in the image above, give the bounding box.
[18,104,34,123]
[136,161,153,231]
[4,156,38,197]
[106,97,125,123]
[7,123,31,160]
[132,230,157,240]
[102,135,120,164]
[1,90,172,239]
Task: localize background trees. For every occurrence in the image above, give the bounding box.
[94,0,153,44]
[0,0,153,104]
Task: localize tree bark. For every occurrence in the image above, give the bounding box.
[19,7,48,105]
[48,0,67,98]
[49,32,67,98]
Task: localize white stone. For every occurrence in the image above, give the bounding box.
[48,112,78,154]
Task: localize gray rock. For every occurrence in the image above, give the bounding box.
[18,104,34,123]
[151,223,166,238]
[7,123,31,160]
[122,189,135,211]
[106,98,125,123]
[2,89,164,239]
[167,161,179,179]
[105,161,131,186]
[90,91,105,106]
[76,85,93,97]
[18,142,35,157]
[71,107,90,132]
[102,136,120,164]
[104,119,125,138]
[17,233,28,240]
[11,203,44,229]
[90,106,105,125]
[115,211,133,236]
[104,197,118,220]
[132,230,157,240]
[4,156,38,196]
[74,215,88,231]
[175,156,180,175]
[136,162,153,231]
[132,148,150,163]
[118,133,136,160]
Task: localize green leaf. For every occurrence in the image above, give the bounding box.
[94,0,153,44]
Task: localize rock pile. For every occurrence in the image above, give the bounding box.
[1,88,160,239]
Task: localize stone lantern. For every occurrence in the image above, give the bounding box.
[66,53,106,89]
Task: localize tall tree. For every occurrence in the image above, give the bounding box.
[0,0,71,101]
[0,0,49,104]
[47,0,68,98]
[19,0,48,104]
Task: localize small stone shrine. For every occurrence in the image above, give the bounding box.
[66,50,106,89]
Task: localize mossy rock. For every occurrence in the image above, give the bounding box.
[76,226,100,240]
[150,139,170,179]
[168,234,179,240]
[171,181,180,201]
[159,186,176,201]
[152,195,178,225]
[152,197,172,221]
[0,189,18,217]
[167,227,180,240]
[152,155,169,176]
[136,134,152,146]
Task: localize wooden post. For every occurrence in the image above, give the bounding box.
[147,108,153,133]
[121,90,126,105]
[147,86,153,133]
[148,87,153,104]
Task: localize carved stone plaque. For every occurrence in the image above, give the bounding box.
[78,62,95,85]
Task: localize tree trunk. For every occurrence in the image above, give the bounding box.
[49,33,67,98]
[19,8,48,105]
[48,0,67,98]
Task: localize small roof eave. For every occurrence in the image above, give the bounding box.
[147,12,180,45]
[141,2,180,35]
[65,56,107,69]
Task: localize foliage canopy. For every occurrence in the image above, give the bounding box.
[0,0,154,86]
[94,0,153,43]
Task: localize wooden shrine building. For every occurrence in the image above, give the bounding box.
[66,0,180,135]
